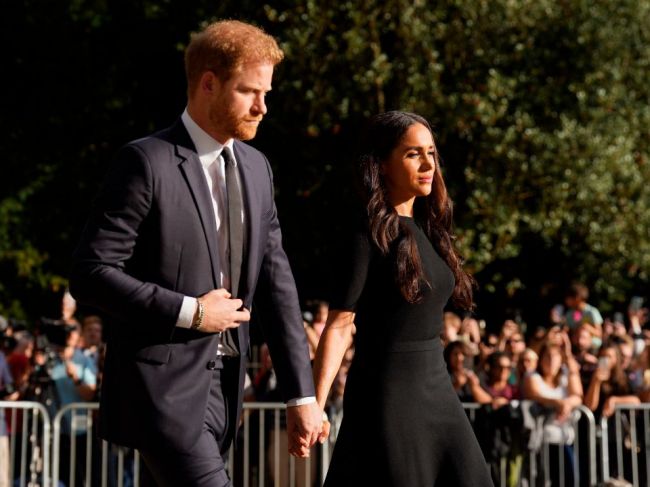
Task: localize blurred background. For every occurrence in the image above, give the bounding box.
[2,0,650,331]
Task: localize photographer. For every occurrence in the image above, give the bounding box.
[1,317,19,487]
[34,321,97,487]
[45,322,97,407]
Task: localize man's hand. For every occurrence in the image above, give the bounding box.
[198,289,250,333]
[286,402,323,458]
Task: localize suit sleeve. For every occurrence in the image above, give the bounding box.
[69,144,183,336]
[254,158,315,402]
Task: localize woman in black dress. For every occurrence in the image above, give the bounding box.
[313,111,493,486]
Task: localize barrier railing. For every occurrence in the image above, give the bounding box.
[1,399,633,487]
[52,402,142,487]
[48,402,328,487]
[462,402,598,487]
[600,404,650,487]
[0,400,51,487]
[229,402,329,487]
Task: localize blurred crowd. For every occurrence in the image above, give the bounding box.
[1,282,649,486]
[442,282,649,421]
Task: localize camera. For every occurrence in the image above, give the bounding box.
[21,318,78,403]
[37,318,78,348]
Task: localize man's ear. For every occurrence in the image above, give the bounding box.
[200,71,221,95]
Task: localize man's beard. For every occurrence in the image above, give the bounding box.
[209,102,262,141]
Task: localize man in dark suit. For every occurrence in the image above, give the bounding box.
[70,20,323,486]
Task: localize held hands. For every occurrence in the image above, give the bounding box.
[196,289,250,333]
[286,402,326,458]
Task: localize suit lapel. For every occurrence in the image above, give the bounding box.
[170,121,220,289]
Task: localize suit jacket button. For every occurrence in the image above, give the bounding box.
[207,360,217,370]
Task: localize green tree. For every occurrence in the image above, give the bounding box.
[2,1,649,325]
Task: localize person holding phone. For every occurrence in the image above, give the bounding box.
[522,339,583,486]
[585,344,640,418]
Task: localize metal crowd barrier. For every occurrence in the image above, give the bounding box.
[52,402,141,487]
[228,402,329,487]
[462,402,598,487]
[13,401,327,487]
[600,404,650,487]
[0,400,51,487]
[2,399,609,487]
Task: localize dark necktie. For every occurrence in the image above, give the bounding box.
[223,147,243,297]
[221,147,242,355]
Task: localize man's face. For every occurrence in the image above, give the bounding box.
[208,62,274,142]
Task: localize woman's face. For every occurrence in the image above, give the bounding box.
[540,348,563,377]
[491,357,512,382]
[521,351,538,373]
[449,347,465,371]
[381,123,436,202]
[506,333,526,355]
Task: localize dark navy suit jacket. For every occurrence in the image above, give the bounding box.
[70,119,314,452]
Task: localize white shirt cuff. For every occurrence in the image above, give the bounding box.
[286,396,316,407]
[176,296,198,328]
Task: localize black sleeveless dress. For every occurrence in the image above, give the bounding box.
[325,216,493,487]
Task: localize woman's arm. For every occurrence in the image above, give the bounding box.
[602,395,641,417]
[584,370,606,412]
[466,371,492,404]
[523,374,563,409]
[312,310,355,410]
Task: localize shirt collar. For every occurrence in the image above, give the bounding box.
[181,108,236,169]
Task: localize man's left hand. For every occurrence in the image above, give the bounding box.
[286,402,322,458]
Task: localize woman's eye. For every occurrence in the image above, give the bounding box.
[406,152,419,158]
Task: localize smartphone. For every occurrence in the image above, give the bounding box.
[598,356,610,371]
[630,296,645,312]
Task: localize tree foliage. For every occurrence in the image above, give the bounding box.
[2,0,649,325]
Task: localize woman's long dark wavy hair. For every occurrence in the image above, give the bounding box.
[359,111,475,309]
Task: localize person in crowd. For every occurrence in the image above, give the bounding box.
[564,282,603,343]
[80,315,103,373]
[303,301,332,361]
[482,352,520,409]
[504,330,526,385]
[311,300,329,337]
[460,314,482,346]
[6,332,33,397]
[70,19,322,486]
[312,111,493,485]
[0,337,19,487]
[627,303,647,357]
[637,344,650,403]
[523,341,583,429]
[474,350,523,487]
[497,320,521,351]
[442,311,462,345]
[50,324,97,407]
[585,343,640,418]
[37,323,98,487]
[571,323,599,390]
[523,341,583,486]
[446,340,491,404]
[60,290,81,327]
[477,332,499,372]
[517,348,538,382]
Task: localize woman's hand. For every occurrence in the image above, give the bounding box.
[466,369,479,387]
[602,396,617,417]
[556,399,573,422]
